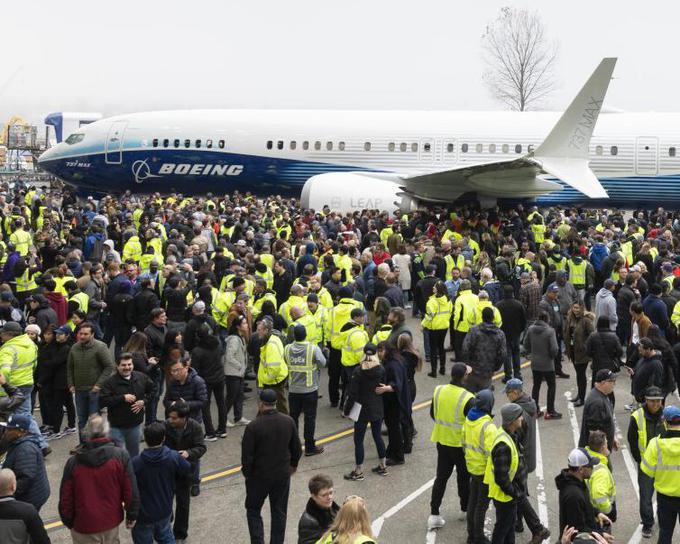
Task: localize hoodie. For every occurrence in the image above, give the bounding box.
[555,469,598,535]
[132,445,192,523]
[595,288,617,331]
[45,291,68,326]
[59,437,139,533]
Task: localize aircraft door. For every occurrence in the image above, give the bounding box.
[105,120,128,164]
[635,137,658,176]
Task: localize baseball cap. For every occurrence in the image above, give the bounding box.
[548,284,559,293]
[259,389,277,404]
[0,413,32,432]
[236,240,247,247]
[663,405,680,425]
[54,325,71,335]
[594,369,617,383]
[567,447,600,468]
[503,378,524,393]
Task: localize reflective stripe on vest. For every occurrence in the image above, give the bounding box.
[285,342,314,387]
[632,408,647,456]
[485,430,519,503]
[16,269,37,292]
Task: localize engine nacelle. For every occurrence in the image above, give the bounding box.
[300,172,420,214]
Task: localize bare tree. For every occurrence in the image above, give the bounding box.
[481,7,558,111]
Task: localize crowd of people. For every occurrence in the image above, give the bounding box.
[0,181,680,543]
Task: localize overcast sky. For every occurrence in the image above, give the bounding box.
[2,0,678,126]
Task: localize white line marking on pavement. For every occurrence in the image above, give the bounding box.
[534,419,550,529]
[370,478,435,537]
[564,392,580,446]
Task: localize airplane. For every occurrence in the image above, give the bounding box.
[37,57,680,213]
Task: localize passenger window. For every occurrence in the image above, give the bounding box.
[388,142,395,152]
[610,145,618,156]
[314,141,321,150]
[502,144,509,154]
[206,139,213,149]
[528,144,535,153]
[326,141,333,151]
[515,144,522,154]
[339,141,345,151]
[475,143,483,153]
[461,143,468,153]
[424,143,431,152]
[303,141,309,150]
[670,147,676,157]
[219,140,225,149]
[195,139,201,148]
[400,142,407,152]
[163,139,169,148]
[446,143,454,153]
[152,138,158,148]
[290,141,297,150]
[411,143,418,152]
[266,140,273,150]
[595,145,603,155]
[277,141,283,150]
[184,139,190,148]
[364,142,371,151]
[174,139,180,148]
[489,144,496,153]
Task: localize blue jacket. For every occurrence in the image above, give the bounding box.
[3,434,50,511]
[642,295,670,334]
[132,445,191,523]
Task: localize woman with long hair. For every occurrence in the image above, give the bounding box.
[397,333,422,405]
[224,315,251,427]
[317,495,376,544]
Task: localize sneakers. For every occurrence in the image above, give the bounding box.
[63,427,77,435]
[427,514,446,530]
[556,372,570,379]
[235,418,250,426]
[371,465,389,476]
[641,526,653,539]
[386,458,405,466]
[530,526,551,544]
[427,371,437,378]
[46,431,65,441]
[204,434,218,442]
[544,411,563,420]
[344,470,364,481]
[305,446,325,457]
[218,432,228,439]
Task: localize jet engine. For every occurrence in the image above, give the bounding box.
[300,172,421,214]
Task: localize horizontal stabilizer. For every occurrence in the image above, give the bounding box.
[538,157,608,199]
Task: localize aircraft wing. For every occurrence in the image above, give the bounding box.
[397,57,617,202]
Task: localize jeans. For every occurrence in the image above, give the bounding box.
[203,379,227,435]
[131,515,175,544]
[245,477,290,544]
[657,492,680,544]
[431,443,470,515]
[327,347,342,406]
[531,370,556,413]
[289,390,318,451]
[504,336,522,380]
[517,492,542,534]
[74,390,100,443]
[16,385,48,449]
[353,419,386,466]
[110,424,142,458]
[491,499,517,544]
[638,467,655,529]
[422,328,431,361]
[429,328,447,372]
[225,375,244,421]
[467,474,490,543]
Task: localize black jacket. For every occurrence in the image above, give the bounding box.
[631,355,664,400]
[415,276,438,315]
[344,360,386,422]
[616,285,637,322]
[163,419,207,473]
[579,387,614,449]
[555,469,598,535]
[162,287,190,322]
[241,409,302,481]
[109,293,135,328]
[99,371,157,428]
[144,323,167,360]
[0,496,50,544]
[163,368,208,423]
[3,434,50,512]
[297,498,340,544]
[585,329,623,373]
[183,314,218,352]
[496,297,527,340]
[38,340,72,389]
[191,335,224,385]
[133,288,160,331]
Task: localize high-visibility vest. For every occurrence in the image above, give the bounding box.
[328,298,364,350]
[641,435,680,496]
[212,290,235,328]
[252,291,277,317]
[260,253,274,270]
[650,247,659,261]
[441,229,462,243]
[53,276,69,296]
[69,291,89,314]
[371,324,392,345]
[462,414,497,475]
[380,227,393,246]
[473,300,502,327]
[0,334,38,392]
[122,236,142,263]
[662,275,674,291]
[293,313,319,345]
[568,260,587,287]
[340,325,369,367]
[15,268,37,292]
[453,290,478,332]
[276,224,292,240]
[422,295,453,330]
[430,384,473,447]
[307,306,327,345]
[334,254,353,285]
[315,287,334,309]
[672,301,680,330]
[586,447,616,514]
[0,240,6,266]
[258,335,288,386]
[484,429,519,503]
[632,408,650,455]
[531,223,546,244]
[549,255,566,271]
[9,229,31,256]
[140,253,156,274]
[527,210,543,223]
[621,241,634,267]
[284,341,315,387]
[444,254,465,280]
[516,257,532,273]
[317,533,376,544]
[148,238,164,265]
[280,295,307,326]
[255,267,274,289]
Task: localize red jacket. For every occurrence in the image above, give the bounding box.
[59,437,139,534]
[45,291,68,326]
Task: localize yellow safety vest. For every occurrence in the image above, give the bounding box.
[441,229,462,243]
[474,300,502,327]
[341,326,369,367]
[328,299,364,350]
[260,254,274,270]
[252,291,277,317]
[255,268,274,289]
[422,295,453,330]
[9,229,31,256]
[258,335,289,386]
[122,236,142,263]
[445,254,466,279]
[212,290,235,328]
[454,290,479,332]
[621,241,634,267]
[69,291,89,314]
[284,341,315,387]
[293,313,319,345]
[371,324,392,345]
[549,255,566,271]
[334,254,353,285]
[430,384,473,447]
[662,275,674,291]
[641,435,680,496]
[15,269,37,292]
[0,334,38,392]
[307,306,327,345]
[586,447,616,514]
[632,408,650,456]
[462,414,497,476]
[531,223,546,244]
[484,429,519,503]
[315,288,334,309]
[53,276,69,297]
[380,227,393,246]
[568,260,587,287]
[280,295,307,326]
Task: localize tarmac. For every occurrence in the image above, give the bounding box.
[40,316,670,544]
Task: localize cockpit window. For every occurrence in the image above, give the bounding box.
[65,133,85,145]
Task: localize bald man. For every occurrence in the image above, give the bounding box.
[0,468,50,544]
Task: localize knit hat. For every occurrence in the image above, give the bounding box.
[474,389,495,414]
[24,324,41,336]
[500,403,523,426]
